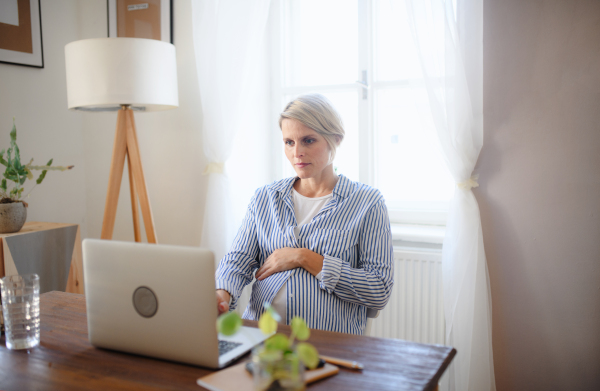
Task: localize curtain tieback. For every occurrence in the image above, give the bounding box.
[203,162,225,175]
[457,175,479,190]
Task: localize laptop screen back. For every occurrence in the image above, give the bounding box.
[83,239,220,368]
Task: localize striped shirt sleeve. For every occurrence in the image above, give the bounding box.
[215,195,260,310]
[319,200,394,310]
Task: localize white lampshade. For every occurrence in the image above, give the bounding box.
[65,38,178,111]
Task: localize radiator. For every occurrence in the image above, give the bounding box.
[234,248,445,345]
[369,249,445,345]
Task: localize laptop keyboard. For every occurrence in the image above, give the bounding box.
[219,340,243,356]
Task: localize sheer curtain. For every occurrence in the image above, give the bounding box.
[190,0,271,263]
[405,0,495,390]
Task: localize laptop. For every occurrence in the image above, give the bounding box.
[82,239,269,369]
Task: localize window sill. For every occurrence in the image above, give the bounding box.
[391,224,445,251]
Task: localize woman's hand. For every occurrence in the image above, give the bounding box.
[216,289,231,315]
[255,248,324,280]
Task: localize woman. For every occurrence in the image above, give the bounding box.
[215,94,394,335]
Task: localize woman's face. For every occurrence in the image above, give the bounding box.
[281,118,332,180]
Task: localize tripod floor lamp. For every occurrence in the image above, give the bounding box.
[65,38,178,243]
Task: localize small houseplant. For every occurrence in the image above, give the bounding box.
[0,120,73,233]
[218,305,319,391]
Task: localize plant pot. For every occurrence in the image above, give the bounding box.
[0,202,27,234]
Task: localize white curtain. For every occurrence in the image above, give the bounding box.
[405,0,495,390]
[191,0,271,263]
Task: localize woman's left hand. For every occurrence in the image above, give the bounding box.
[255,248,324,280]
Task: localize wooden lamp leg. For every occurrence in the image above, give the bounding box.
[127,152,141,242]
[100,109,128,240]
[100,107,157,243]
[125,110,157,243]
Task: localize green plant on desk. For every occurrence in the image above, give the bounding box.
[218,304,319,390]
[0,119,73,203]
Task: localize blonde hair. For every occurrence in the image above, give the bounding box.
[279,93,345,161]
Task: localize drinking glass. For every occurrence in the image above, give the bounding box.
[0,274,40,350]
[252,346,305,391]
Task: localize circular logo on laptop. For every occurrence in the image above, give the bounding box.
[132,286,158,318]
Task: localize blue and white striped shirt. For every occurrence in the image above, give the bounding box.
[215,175,394,335]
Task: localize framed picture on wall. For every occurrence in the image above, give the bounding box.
[0,0,44,68]
[107,0,173,44]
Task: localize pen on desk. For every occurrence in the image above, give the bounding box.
[320,355,364,370]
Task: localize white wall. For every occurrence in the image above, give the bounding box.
[0,1,87,236]
[478,0,600,389]
[0,0,275,247]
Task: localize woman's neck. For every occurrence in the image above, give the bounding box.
[293,167,339,198]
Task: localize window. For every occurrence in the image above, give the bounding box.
[270,0,453,226]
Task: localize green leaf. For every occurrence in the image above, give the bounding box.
[36,171,47,184]
[291,317,310,341]
[264,333,290,351]
[9,121,21,170]
[10,120,16,144]
[216,311,242,336]
[296,342,319,369]
[5,167,19,182]
[1,179,6,191]
[0,150,6,167]
[258,310,278,335]
[265,303,281,323]
[13,146,21,169]
[35,159,53,185]
[6,147,12,168]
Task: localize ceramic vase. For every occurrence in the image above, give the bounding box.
[0,202,27,234]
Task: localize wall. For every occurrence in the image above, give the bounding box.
[0,1,87,236]
[478,0,600,389]
[0,0,274,247]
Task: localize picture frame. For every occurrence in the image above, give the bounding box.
[107,0,173,44]
[0,0,44,68]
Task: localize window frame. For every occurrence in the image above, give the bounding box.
[269,0,450,227]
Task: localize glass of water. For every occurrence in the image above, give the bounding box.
[0,274,40,350]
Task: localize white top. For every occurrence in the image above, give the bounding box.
[271,188,333,322]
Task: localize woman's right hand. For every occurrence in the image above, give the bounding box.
[216,289,231,315]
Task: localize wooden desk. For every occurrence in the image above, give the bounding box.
[0,292,455,390]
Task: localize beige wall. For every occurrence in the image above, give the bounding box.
[0,0,274,246]
[0,0,209,245]
[0,1,87,235]
[478,0,600,389]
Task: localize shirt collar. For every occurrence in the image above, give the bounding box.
[332,174,353,199]
[272,174,354,200]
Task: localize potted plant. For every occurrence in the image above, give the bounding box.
[218,305,319,391]
[0,120,73,233]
